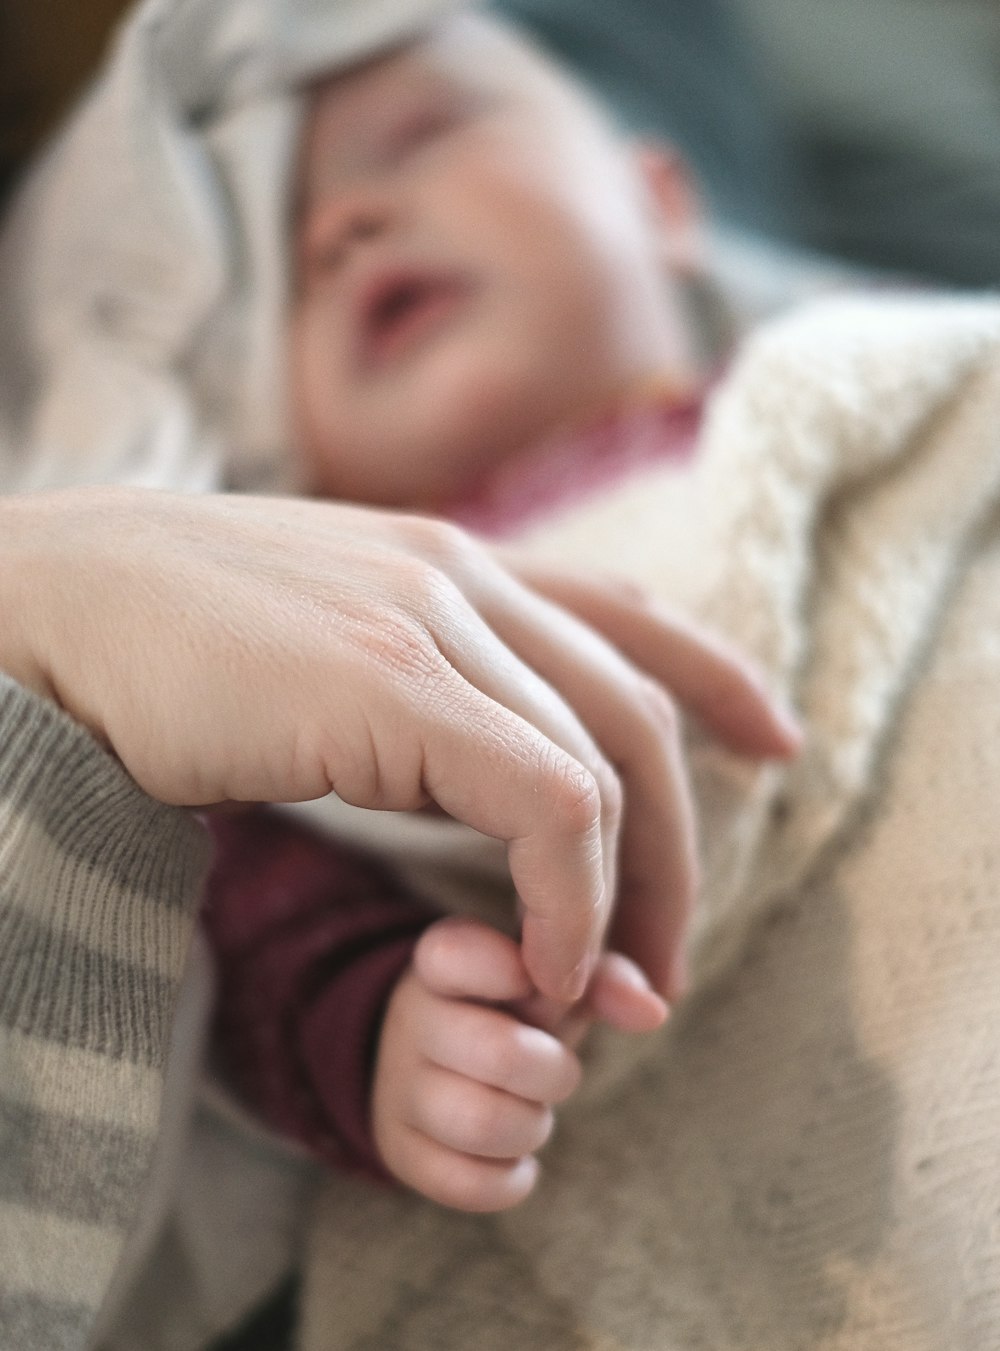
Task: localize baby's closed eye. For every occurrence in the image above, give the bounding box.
[380,100,466,163]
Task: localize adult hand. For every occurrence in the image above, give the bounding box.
[503,562,802,994]
[0,487,797,1002]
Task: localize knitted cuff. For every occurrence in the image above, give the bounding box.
[0,674,210,1063]
[205,808,438,1178]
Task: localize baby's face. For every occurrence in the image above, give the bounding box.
[290,13,696,509]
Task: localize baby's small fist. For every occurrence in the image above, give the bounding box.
[372,918,582,1212]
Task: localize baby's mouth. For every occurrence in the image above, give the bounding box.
[358,270,472,370]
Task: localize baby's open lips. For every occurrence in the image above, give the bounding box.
[356,268,474,370]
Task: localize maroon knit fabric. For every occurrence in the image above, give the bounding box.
[203,809,437,1179]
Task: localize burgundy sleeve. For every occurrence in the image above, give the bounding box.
[202,808,439,1181]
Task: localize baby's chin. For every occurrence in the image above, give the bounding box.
[295,352,630,509]
[417,367,607,478]
[293,432,478,510]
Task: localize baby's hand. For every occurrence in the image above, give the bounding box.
[372,916,667,1212]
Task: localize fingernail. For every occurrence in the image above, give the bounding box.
[564,955,592,1002]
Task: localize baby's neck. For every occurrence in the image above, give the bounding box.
[444,370,711,539]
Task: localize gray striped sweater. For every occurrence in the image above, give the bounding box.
[0,674,209,1349]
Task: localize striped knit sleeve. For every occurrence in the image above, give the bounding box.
[0,675,210,1350]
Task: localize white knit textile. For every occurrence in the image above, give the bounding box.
[297,295,1000,1351]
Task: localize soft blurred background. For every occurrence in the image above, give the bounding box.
[3,0,999,284]
[496,0,1000,287]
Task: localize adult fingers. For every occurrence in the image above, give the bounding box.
[423,590,623,980]
[450,565,700,1001]
[508,566,803,759]
[405,653,616,1001]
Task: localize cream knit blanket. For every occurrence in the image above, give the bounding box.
[298,295,1000,1351]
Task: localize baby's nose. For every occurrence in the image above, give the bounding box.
[316,189,396,269]
[342,204,388,242]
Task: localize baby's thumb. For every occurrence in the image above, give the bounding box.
[509,952,668,1049]
[414,917,534,1003]
[584,953,669,1034]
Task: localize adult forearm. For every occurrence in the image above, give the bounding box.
[0,674,209,1347]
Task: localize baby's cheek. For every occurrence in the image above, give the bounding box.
[286,311,336,492]
[414,334,576,466]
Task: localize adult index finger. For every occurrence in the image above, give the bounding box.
[463,575,700,1001]
[413,670,610,1002]
[506,567,803,760]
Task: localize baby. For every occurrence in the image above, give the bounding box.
[287,10,704,513]
[203,9,795,1215]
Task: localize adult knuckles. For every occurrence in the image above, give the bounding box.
[538,754,619,839]
[378,549,460,620]
[395,514,479,577]
[349,604,447,686]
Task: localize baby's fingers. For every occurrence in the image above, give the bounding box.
[511,951,668,1048]
[411,1064,554,1159]
[389,1129,539,1213]
[584,951,670,1034]
[421,998,581,1104]
[415,917,533,1003]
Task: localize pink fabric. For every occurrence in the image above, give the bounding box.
[449,390,703,538]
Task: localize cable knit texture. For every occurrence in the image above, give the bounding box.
[295,295,1000,1351]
